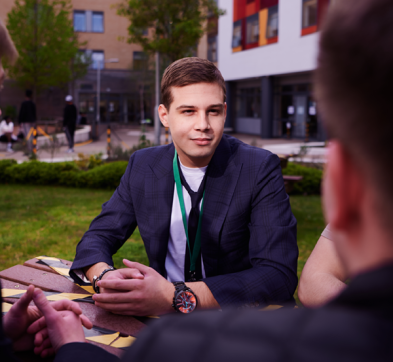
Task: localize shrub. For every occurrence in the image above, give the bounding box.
[0,160,128,189]
[59,161,128,189]
[0,159,17,182]
[3,161,80,185]
[282,163,323,195]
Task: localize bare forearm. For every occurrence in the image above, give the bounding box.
[186,281,220,310]
[83,262,110,284]
[298,272,346,308]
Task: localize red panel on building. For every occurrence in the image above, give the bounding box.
[301,25,318,36]
[233,0,247,22]
[260,0,279,10]
[317,0,330,27]
[267,36,278,44]
[245,41,259,50]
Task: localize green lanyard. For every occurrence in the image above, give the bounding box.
[173,150,205,274]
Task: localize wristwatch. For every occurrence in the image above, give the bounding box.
[172,281,198,313]
[93,266,115,293]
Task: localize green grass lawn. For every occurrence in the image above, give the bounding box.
[0,185,325,300]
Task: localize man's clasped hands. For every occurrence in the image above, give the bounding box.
[3,285,91,358]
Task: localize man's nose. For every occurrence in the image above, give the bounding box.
[195,112,210,131]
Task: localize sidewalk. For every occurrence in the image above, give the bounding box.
[0,125,327,163]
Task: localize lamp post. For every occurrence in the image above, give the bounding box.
[93,57,119,140]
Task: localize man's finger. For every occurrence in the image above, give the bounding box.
[123,259,150,274]
[33,289,57,321]
[80,314,93,329]
[27,315,47,334]
[11,285,34,313]
[94,301,138,313]
[97,278,142,291]
[34,327,49,347]
[51,299,82,315]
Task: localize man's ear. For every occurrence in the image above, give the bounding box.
[158,104,169,127]
[323,141,363,232]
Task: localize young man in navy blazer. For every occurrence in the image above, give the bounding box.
[70,57,298,316]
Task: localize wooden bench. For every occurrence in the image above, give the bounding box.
[283,175,303,194]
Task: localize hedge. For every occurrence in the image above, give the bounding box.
[0,160,128,189]
[0,159,323,194]
[281,163,323,195]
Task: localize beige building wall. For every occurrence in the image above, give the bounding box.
[70,0,141,70]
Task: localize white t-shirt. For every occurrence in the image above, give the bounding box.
[165,160,207,282]
[0,120,14,136]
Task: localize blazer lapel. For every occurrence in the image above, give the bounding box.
[202,136,243,276]
[145,144,175,277]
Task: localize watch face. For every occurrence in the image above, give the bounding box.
[175,290,197,313]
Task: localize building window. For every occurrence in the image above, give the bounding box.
[74,11,86,32]
[302,0,318,28]
[133,51,147,70]
[207,36,217,62]
[237,88,261,118]
[92,12,104,33]
[91,51,104,69]
[266,6,279,38]
[246,13,259,44]
[74,10,104,33]
[232,20,242,48]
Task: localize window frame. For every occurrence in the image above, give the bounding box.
[73,10,86,32]
[92,11,104,33]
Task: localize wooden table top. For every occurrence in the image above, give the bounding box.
[1,257,151,360]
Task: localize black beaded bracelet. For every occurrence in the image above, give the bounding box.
[93,266,115,293]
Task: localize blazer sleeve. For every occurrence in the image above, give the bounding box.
[70,154,138,277]
[55,343,119,362]
[203,153,298,308]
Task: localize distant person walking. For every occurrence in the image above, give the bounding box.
[63,95,77,153]
[18,89,36,151]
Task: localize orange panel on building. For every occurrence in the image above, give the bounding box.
[246,1,257,17]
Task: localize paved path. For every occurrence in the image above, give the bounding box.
[0,125,327,163]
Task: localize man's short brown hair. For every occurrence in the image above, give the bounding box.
[315,0,393,226]
[0,19,17,64]
[161,57,226,110]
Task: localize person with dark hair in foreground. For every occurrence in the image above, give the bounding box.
[69,56,298,317]
[24,0,393,360]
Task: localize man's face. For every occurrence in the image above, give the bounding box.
[158,82,226,168]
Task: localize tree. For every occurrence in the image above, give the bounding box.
[117,0,225,63]
[5,0,88,97]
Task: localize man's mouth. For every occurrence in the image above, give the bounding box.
[191,137,213,145]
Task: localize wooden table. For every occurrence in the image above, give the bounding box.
[1,257,150,360]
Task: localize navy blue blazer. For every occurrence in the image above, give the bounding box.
[70,135,298,307]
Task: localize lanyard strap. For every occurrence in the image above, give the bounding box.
[173,150,205,273]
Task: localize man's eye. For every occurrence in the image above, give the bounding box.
[183,110,194,115]
[208,110,220,115]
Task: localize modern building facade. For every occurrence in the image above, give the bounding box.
[218,0,331,140]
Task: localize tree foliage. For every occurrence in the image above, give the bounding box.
[117,0,225,62]
[5,0,88,94]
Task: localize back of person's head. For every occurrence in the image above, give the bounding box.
[3,115,11,122]
[25,89,33,98]
[0,19,17,63]
[315,0,393,229]
[161,57,226,110]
